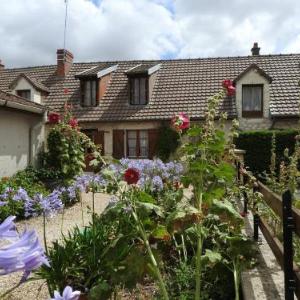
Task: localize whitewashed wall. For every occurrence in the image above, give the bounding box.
[0,109,44,177]
[12,77,42,104]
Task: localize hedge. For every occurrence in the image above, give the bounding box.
[234,129,298,177]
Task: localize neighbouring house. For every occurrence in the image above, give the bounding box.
[0,43,299,163]
[0,89,46,177]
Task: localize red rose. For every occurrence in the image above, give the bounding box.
[48,112,61,124]
[64,88,70,95]
[124,168,140,185]
[222,79,232,88]
[240,211,247,218]
[171,112,190,132]
[68,118,78,128]
[227,85,236,97]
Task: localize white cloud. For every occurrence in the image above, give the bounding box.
[0,0,299,67]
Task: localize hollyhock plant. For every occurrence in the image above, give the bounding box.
[51,286,81,300]
[68,118,78,129]
[48,112,61,124]
[171,112,190,132]
[124,168,140,185]
[222,79,236,97]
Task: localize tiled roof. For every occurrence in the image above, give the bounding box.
[9,73,50,93]
[0,54,299,121]
[0,89,45,113]
[75,63,114,78]
[125,63,158,75]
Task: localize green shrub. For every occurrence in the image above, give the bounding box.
[234,129,298,177]
[157,126,180,161]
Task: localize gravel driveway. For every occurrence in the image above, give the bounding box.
[0,192,110,300]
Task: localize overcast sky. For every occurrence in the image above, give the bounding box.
[1,0,300,67]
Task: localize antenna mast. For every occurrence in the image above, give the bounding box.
[63,0,69,50]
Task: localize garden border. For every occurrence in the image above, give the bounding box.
[238,167,300,300]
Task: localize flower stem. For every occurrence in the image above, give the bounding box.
[131,210,169,300]
[195,232,203,300]
[233,262,240,300]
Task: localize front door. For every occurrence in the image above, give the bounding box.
[82,129,105,172]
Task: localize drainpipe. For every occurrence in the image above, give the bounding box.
[29,111,47,166]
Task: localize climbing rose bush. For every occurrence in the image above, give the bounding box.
[48,112,61,124]
[222,79,236,96]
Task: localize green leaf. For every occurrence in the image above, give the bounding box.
[136,202,165,218]
[202,249,222,264]
[137,191,156,204]
[151,225,171,241]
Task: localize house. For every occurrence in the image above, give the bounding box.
[0,89,46,177]
[0,43,299,162]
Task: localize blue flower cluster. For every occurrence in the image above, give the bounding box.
[0,216,49,278]
[108,159,184,192]
[0,174,107,219]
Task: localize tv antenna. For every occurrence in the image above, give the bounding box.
[63,0,69,50]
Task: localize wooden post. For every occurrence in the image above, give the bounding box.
[282,190,295,300]
[253,183,259,241]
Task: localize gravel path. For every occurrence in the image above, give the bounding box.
[0,192,110,300]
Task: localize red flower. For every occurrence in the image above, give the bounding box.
[222,79,233,88]
[48,112,61,124]
[68,118,78,128]
[227,85,236,96]
[171,112,190,132]
[124,168,140,185]
[64,88,70,95]
[240,211,247,218]
[222,79,236,97]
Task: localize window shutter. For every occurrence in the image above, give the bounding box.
[148,129,159,159]
[113,130,125,159]
[94,131,105,155]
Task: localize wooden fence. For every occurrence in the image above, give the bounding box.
[237,165,300,300]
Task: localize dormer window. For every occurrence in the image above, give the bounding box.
[242,84,263,118]
[129,77,148,105]
[16,89,31,100]
[125,63,161,106]
[80,80,97,107]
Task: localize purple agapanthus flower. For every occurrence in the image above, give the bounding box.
[51,286,81,300]
[0,187,14,200]
[13,187,30,202]
[152,176,164,191]
[0,229,49,275]
[41,191,64,217]
[0,216,18,240]
[0,201,7,207]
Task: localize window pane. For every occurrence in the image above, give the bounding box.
[127,131,137,157]
[134,79,140,105]
[139,78,146,105]
[139,130,148,157]
[17,90,31,100]
[91,81,97,106]
[84,81,91,106]
[243,86,262,111]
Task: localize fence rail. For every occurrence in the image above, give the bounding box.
[238,168,300,300]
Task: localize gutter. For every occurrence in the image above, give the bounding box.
[0,98,45,114]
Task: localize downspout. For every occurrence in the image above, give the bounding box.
[29,110,47,166]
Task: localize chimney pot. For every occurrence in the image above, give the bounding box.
[251,42,260,56]
[56,49,74,77]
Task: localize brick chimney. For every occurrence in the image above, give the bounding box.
[251,42,260,56]
[56,49,73,77]
[0,60,4,71]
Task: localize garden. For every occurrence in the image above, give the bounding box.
[1,79,299,300]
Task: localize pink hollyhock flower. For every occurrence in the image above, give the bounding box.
[222,79,233,88]
[68,118,78,128]
[124,168,140,185]
[48,113,61,124]
[227,85,236,97]
[171,112,190,132]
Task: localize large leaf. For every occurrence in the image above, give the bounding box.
[151,225,171,241]
[167,205,201,233]
[136,202,165,218]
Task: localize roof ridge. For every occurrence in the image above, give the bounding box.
[4,52,300,70]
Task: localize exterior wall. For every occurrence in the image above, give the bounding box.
[80,121,162,156]
[12,77,42,104]
[272,118,299,129]
[98,73,112,100]
[235,69,272,130]
[0,109,44,177]
[149,71,158,100]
